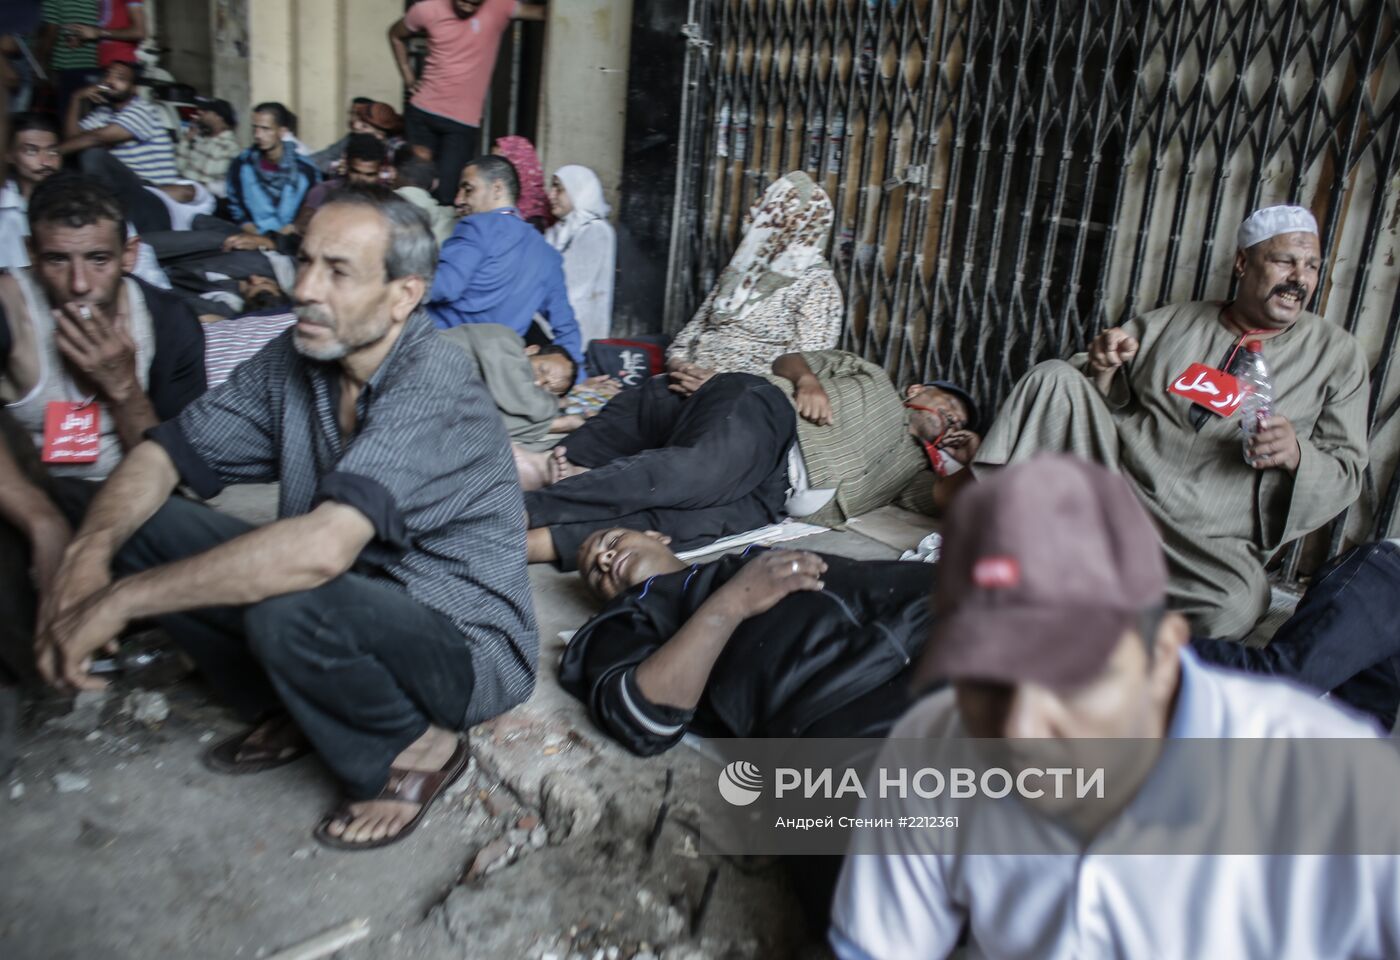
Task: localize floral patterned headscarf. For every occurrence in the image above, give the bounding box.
[493,135,553,229]
[710,171,834,323]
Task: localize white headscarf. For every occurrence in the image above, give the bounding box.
[546,165,610,254]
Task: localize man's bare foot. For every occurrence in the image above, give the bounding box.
[513,444,555,490]
[550,446,590,481]
[322,725,459,845]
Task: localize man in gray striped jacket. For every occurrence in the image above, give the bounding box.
[34,186,536,851]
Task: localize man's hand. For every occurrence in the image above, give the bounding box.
[580,374,622,399]
[793,375,833,426]
[75,83,105,104]
[223,233,274,252]
[938,429,982,466]
[36,584,129,691]
[1087,327,1139,376]
[713,550,827,620]
[66,24,102,43]
[668,362,716,397]
[404,75,423,96]
[54,303,139,403]
[37,540,113,642]
[1246,416,1301,473]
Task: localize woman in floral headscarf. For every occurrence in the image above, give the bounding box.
[492,135,554,232]
[666,171,842,392]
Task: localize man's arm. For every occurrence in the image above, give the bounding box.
[388,18,419,93]
[64,5,147,45]
[772,351,833,425]
[0,433,71,597]
[426,221,489,318]
[633,550,827,708]
[512,3,547,22]
[59,92,134,154]
[40,440,374,687]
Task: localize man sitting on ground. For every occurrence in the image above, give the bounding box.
[516,372,796,568]
[57,60,212,234]
[830,455,1400,959]
[175,96,240,199]
[309,97,374,175]
[392,144,456,244]
[0,173,205,684]
[439,322,580,447]
[293,133,387,233]
[425,154,583,374]
[972,206,1368,638]
[36,186,536,850]
[1,112,62,270]
[224,101,320,249]
[560,530,932,755]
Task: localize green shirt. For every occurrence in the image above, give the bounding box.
[43,0,100,71]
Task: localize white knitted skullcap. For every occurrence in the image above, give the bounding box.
[1236,205,1318,249]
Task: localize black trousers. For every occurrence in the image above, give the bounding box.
[77,147,172,235]
[111,496,476,799]
[1193,540,1400,728]
[405,104,478,206]
[524,373,796,570]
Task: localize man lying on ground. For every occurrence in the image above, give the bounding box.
[559,529,932,755]
[765,350,981,522]
[439,321,580,447]
[34,185,536,851]
[516,372,796,567]
[515,357,980,567]
[972,205,1368,638]
[0,174,205,684]
[830,455,1400,960]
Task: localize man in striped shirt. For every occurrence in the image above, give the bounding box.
[57,59,189,233]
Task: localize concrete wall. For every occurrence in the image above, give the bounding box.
[536,0,634,213]
[240,0,403,151]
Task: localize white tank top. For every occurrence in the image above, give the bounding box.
[4,273,155,480]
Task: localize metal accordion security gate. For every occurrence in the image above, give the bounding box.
[667,0,1400,569]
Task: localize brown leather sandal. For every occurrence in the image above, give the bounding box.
[312,736,470,851]
[203,714,312,775]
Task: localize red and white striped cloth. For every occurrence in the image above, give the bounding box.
[202,312,298,389]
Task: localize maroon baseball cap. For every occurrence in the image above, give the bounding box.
[915,454,1168,688]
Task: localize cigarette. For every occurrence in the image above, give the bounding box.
[79,305,92,321]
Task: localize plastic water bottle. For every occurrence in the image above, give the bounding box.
[1237,341,1273,465]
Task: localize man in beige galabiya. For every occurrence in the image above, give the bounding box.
[973,205,1368,639]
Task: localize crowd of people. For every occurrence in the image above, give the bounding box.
[3,0,1399,956]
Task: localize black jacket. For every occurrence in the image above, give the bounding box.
[559,547,934,756]
[0,274,206,422]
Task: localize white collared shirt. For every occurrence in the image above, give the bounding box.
[830,651,1400,960]
[0,179,31,271]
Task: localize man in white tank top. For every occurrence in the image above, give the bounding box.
[0,172,205,685]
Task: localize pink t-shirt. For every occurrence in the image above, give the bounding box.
[404,0,516,128]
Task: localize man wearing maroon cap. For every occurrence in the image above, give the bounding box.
[829,455,1399,960]
[972,206,1368,639]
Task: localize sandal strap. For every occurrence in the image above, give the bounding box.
[374,739,468,807]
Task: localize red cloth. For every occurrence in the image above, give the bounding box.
[493,134,554,229]
[98,0,141,66]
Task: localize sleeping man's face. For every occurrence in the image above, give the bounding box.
[578,529,685,600]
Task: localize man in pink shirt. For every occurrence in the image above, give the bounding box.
[389,0,546,204]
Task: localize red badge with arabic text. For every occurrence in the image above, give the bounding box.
[41,401,101,464]
[1167,363,1246,417]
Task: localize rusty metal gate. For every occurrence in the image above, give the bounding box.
[668,0,1400,563]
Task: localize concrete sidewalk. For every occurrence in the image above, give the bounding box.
[1,487,935,960]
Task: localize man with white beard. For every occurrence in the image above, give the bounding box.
[35,185,537,852]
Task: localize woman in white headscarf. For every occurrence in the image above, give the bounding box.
[546,165,617,346]
[665,170,842,392]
